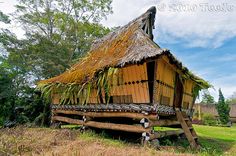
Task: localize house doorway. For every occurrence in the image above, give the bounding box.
[173,74,184,109]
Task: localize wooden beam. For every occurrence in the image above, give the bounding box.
[150,119,180,127]
[52,116,83,125]
[150,129,184,139]
[140,117,180,128]
[52,116,151,133]
[53,110,158,120]
[142,130,184,141]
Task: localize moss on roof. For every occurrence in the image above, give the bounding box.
[38,6,210,89]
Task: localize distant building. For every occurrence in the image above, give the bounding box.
[194,103,236,122]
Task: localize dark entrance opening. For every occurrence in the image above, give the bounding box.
[173,73,184,109]
[146,61,155,103]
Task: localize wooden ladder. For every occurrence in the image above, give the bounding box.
[176,110,199,149]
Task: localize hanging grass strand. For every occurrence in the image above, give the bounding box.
[36,67,119,105]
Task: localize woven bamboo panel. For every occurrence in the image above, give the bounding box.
[110,63,149,103]
[182,80,194,109]
[155,58,175,106]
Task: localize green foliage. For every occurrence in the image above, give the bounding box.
[0,0,112,126]
[1,0,112,80]
[216,89,230,125]
[201,89,215,104]
[37,67,118,105]
[226,91,236,104]
[0,11,10,23]
[202,113,218,126]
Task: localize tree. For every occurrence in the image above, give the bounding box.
[226,92,236,104]
[13,0,112,79]
[0,11,17,125]
[0,0,113,126]
[201,89,215,104]
[216,89,230,124]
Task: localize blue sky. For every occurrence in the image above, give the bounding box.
[158,37,236,99]
[1,0,236,100]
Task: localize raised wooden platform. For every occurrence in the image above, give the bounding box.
[51,104,178,115]
[51,104,199,149]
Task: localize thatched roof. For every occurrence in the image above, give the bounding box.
[38,6,210,88]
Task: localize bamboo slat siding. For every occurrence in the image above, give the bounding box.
[155,58,175,106]
[110,63,149,103]
[84,63,150,104]
[182,80,194,109]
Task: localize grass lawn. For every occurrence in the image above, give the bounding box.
[194,124,236,155]
[0,124,235,155]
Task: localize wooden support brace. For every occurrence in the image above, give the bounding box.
[150,130,184,140]
[82,116,92,122]
[53,110,158,120]
[52,116,152,133]
[140,118,180,128]
[142,129,184,141]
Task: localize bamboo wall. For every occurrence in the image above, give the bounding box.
[154,57,175,106]
[73,63,150,104]
[51,63,150,104]
[153,56,196,110]
[51,56,197,109]
[182,80,194,109]
[109,63,150,103]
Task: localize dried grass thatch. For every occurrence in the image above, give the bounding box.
[38,7,162,85]
[37,7,210,104]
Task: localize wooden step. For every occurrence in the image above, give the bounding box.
[193,136,198,140]
[184,117,189,121]
[176,111,199,149]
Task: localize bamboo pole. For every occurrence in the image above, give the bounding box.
[52,116,152,133]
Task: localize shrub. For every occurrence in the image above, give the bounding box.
[216,89,230,125]
[202,113,218,126]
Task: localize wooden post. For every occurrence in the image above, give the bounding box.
[150,130,184,140]
[52,110,158,120]
[198,104,201,121]
[52,116,152,133]
[140,118,180,128]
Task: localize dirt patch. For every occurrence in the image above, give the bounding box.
[0,127,193,156]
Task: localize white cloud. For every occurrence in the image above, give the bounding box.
[0,0,25,38]
[102,0,236,48]
[2,0,236,48]
[1,0,235,99]
[207,73,236,99]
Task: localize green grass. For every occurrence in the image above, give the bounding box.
[153,126,179,131]
[60,124,81,129]
[193,124,236,156]
[1,125,235,155]
[59,124,236,155]
[79,130,125,147]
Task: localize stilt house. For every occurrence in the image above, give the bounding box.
[38,6,210,148]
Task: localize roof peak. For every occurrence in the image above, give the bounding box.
[147,6,156,14]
